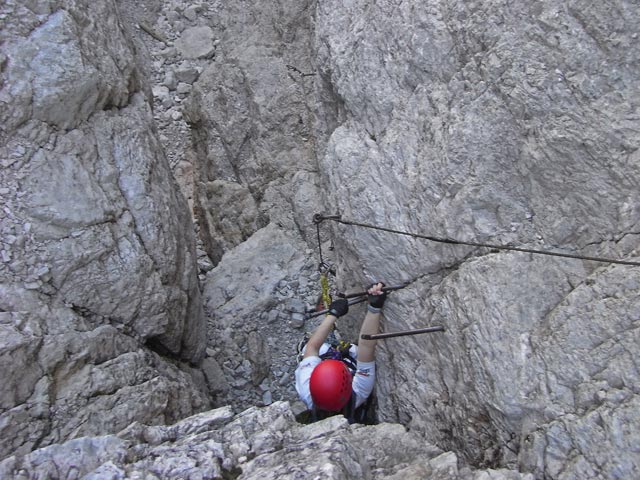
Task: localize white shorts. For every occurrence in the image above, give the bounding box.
[295,343,376,410]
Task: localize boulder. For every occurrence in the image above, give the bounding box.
[175,26,216,59]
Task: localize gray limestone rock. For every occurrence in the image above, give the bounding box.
[202,356,229,397]
[0,3,137,132]
[183,0,320,265]
[202,223,313,410]
[315,0,640,477]
[163,70,179,90]
[174,62,201,84]
[175,26,215,59]
[0,0,208,460]
[0,401,536,479]
[2,0,639,478]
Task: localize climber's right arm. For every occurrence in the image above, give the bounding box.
[303,298,348,358]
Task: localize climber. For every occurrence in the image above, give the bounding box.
[295,282,386,422]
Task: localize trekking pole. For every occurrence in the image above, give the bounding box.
[305,295,368,319]
[361,325,445,340]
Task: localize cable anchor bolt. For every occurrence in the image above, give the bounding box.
[313,213,342,224]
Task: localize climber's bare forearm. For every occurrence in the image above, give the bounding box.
[357,311,381,363]
[304,314,337,358]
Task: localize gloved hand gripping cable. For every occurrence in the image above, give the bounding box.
[305,283,408,319]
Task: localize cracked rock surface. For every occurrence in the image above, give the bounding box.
[0,401,536,480]
[314,0,640,476]
[1,0,639,478]
[0,0,209,459]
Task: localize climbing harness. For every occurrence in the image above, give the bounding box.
[313,213,640,267]
[320,342,358,374]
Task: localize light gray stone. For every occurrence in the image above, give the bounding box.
[202,356,229,396]
[176,82,192,95]
[0,0,208,460]
[152,84,172,107]
[183,0,320,265]
[313,1,640,478]
[288,298,306,314]
[0,5,136,132]
[267,310,280,324]
[183,5,198,22]
[174,62,200,83]
[163,70,179,90]
[202,224,311,409]
[175,26,215,59]
[3,0,639,479]
[290,313,305,329]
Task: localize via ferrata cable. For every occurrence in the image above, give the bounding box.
[314,214,640,267]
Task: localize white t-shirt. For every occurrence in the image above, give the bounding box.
[295,342,376,410]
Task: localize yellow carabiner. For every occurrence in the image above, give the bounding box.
[320,273,331,309]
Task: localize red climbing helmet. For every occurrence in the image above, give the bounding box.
[309,359,353,411]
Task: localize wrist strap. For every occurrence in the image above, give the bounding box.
[367,305,382,313]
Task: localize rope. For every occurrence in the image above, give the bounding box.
[315,214,640,267]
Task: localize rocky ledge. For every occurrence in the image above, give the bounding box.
[0,401,535,480]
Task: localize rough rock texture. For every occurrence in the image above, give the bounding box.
[113,0,353,421]
[183,0,319,265]
[313,0,640,477]
[2,0,639,478]
[0,401,536,480]
[200,223,355,411]
[0,0,208,460]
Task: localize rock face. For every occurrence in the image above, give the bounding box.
[2,0,639,479]
[313,0,640,477]
[0,0,208,460]
[201,223,328,411]
[183,0,319,265]
[0,401,536,480]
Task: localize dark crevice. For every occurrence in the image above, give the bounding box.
[145,336,183,363]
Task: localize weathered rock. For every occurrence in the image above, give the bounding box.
[202,356,229,396]
[290,312,305,329]
[0,401,536,479]
[183,5,199,23]
[152,84,172,107]
[184,0,319,265]
[0,0,208,460]
[0,3,135,132]
[176,82,192,95]
[202,224,315,410]
[194,178,264,265]
[163,70,179,90]
[3,0,639,479]
[174,62,201,83]
[315,0,640,477]
[175,26,216,59]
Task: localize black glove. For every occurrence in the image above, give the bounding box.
[368,283,387,309]
[328,298,349,318]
